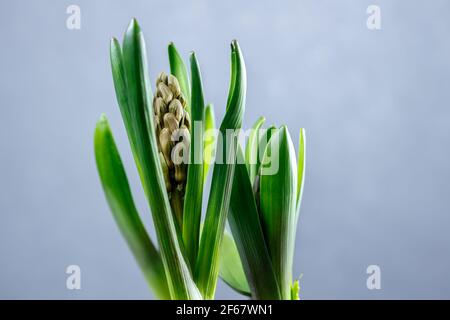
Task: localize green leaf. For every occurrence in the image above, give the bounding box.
[203,104,216,181]
[110,37,138,162]
[256,125,277,172]
[94,114,170,299]
[253,125,277,213]
[195,40,246,299]
[219,230,251,296]
[259,126,298,300]
[245,116,265,186]
[225,46,237,111]
[183,52,205,270]
[296,128,306,214]
[258,125,277,165]
[168,42,191,114]
[228,145,282,299]
[291,280,300,300]
[114,18,200,299]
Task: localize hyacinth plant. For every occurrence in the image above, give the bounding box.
[94,19,306,300]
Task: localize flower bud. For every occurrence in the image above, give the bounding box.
[154,96,167,116]
[156,71,168,86]
[169,99,184,122]
[159,127,173,168]
[157,82,173,104]
[163,113,179,133]
[168,74,181,97]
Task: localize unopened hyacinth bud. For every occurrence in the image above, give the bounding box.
[153,71,190,227]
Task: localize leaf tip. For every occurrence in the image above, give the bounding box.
[231,39,239,51]
[99,113,108,122]
[95,114,109,134]
[109,37,121,56]
[97,113,109,126]
[255,116,266,127]
[278,124,289,136]
[127,17,141,34]
[168,42,180,58]
[300,128,306,142]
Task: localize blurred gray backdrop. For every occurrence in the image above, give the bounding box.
[1,0,449,299]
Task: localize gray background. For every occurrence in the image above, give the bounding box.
[0,0,449,299]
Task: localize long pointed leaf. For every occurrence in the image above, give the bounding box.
[228,145,281,299]
[110,38,138,161]
[245,116,265,186]
[168,42,191,114]
[296,128,306,214]
[225,47,237,111]
[259,126,298,299]
[203,104,216,181]
[257,125,277,169]
[94,115,170,299]
[183,52,205,270]
[114,19,200,299]
[195,40,246,299]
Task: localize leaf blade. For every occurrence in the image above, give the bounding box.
[228,145,282,299]
[259,126,298,299]
[117,19,200,299]
[168,42,191,114]
[203,103,216,181]
[182,52,205,270]
[94,115,170,299]
[296,128,306,214]
[245,116,265,185]
[195,40,247,299]
[110,38,138,159]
